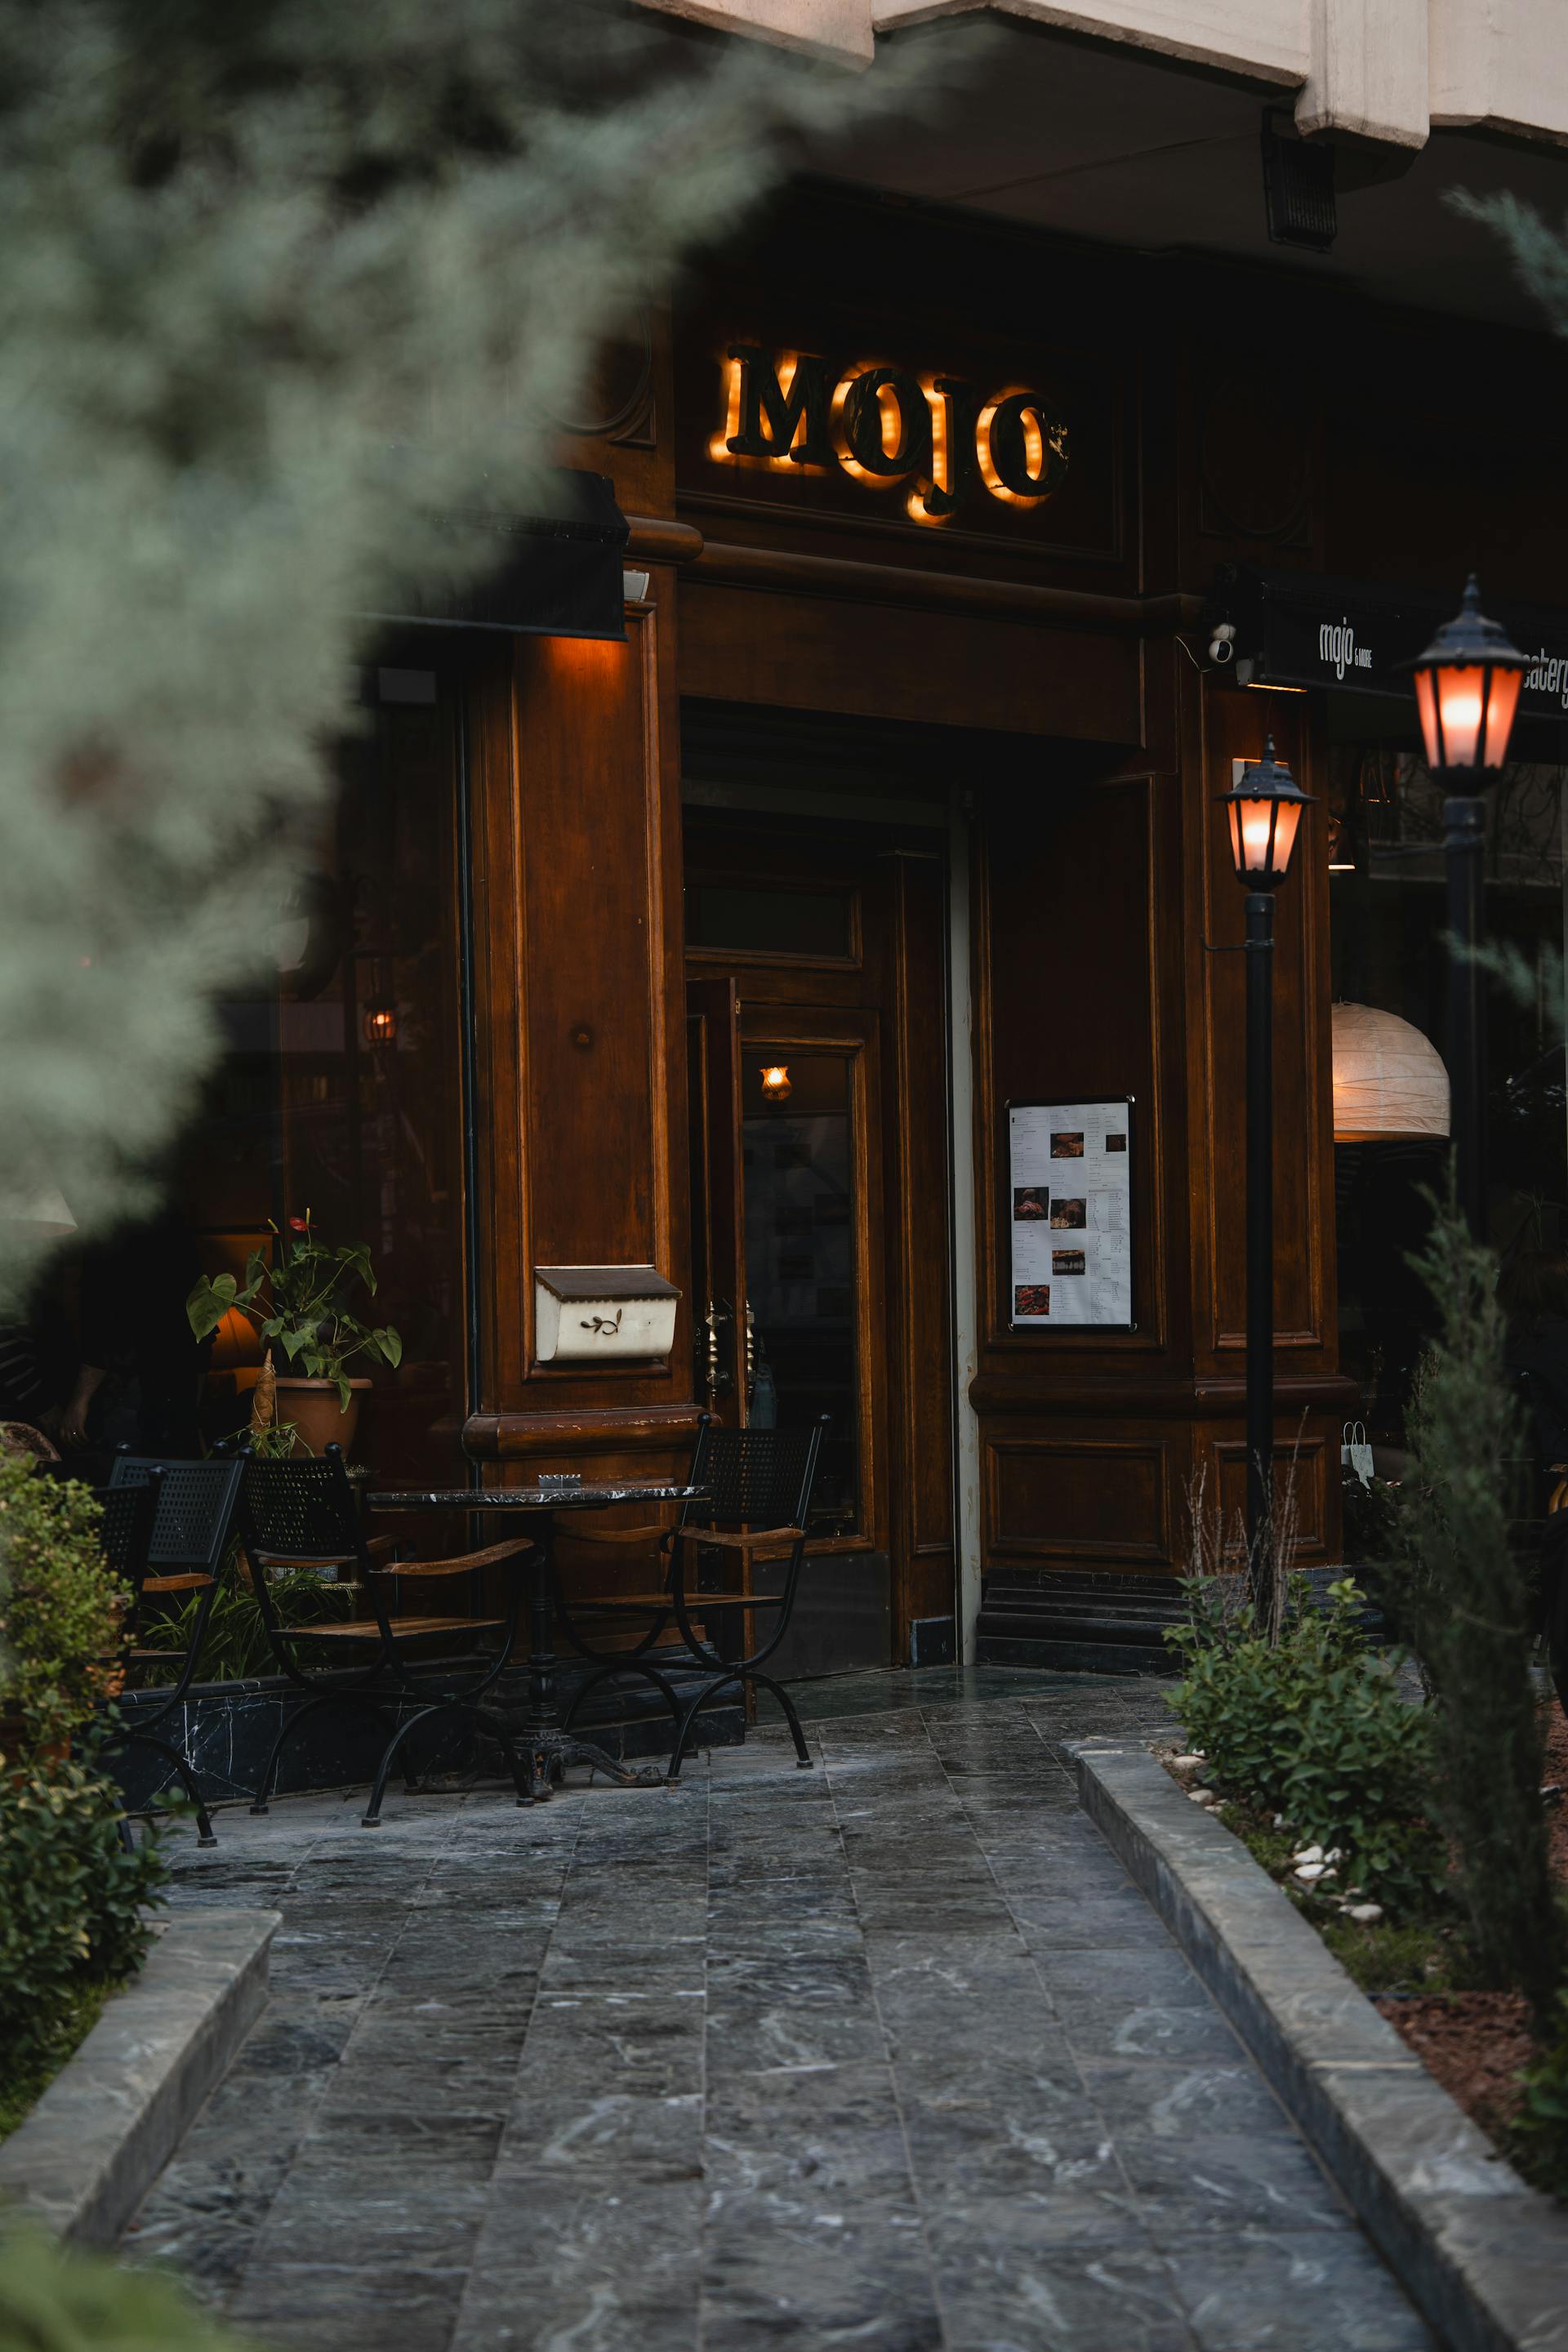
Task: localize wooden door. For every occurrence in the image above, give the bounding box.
[683,804,956,1666]
[687,973,746,1425]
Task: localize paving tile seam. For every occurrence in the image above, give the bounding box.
[915,1698,1169,2252]
[817,1704,958,2352]
[233,1780,559,2336]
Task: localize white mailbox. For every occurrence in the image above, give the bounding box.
[534,1266,680,1363]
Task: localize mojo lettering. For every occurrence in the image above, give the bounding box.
[1319,618,1373,679]
[719,345,1068,526]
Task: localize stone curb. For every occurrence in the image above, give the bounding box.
[1068,1740,1568,2352]
[0,1907,279,2247]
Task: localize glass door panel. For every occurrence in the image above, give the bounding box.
[741,1049,861,1535]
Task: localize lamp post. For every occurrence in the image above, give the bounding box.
[1218,738,1314,1575]
[1405,577,1528,1236]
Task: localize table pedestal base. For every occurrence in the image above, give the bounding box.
[507,1724,666,1802]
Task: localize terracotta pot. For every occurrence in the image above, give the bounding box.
[273,1376,371,1460]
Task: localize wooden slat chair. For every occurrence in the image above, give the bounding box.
[99,1454,247,1846]
[239,1445,536,1826]
[558,1414,828,1783]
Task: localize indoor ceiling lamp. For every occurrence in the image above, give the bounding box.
[1330,1004,1450,1143]
[760,1063,791,1102]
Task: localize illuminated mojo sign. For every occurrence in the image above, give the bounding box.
[714,345,1070,528]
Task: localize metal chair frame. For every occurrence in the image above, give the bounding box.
[100,1454,247,1846]
[557,1414,828,1781]
[238,1444,536,1825]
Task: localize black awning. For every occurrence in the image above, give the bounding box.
[368,470,630,643]
[1212,564,1568,730]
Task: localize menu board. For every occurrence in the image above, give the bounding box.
[1008,1098,1134,1330]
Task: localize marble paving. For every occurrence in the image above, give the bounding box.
[122,1667,1436,2351]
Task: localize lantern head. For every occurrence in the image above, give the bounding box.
[760,1063,791,1102]
[1217,737,1315,889]
[1406,575,1527,777]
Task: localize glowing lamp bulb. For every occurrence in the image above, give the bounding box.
[760,1064,791,1101]
[363,1001,398,1046]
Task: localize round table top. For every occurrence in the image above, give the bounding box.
[366,1481,707,1511]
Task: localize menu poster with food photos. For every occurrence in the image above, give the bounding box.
[1007,1098,1134,1330]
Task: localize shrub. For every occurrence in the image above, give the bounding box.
[0,1744,165,2087]
[0,1458,124,1753]
[0,2227,252,2349]
[1513,1988,1568,2198]
[1387,1192,1567,2023]
[131,1558,354,1685]
[1168,1574,1442,1909]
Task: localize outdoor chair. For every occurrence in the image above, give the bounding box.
[239,1445,536,1825]
[97,1454,247,1847]
[557,1414,828,1782]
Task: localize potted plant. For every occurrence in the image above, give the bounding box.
[185,1213,401,1458]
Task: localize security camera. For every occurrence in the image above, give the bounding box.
[1209,621,1236,666]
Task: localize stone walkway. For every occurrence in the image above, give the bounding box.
[124,1668,1435,2351]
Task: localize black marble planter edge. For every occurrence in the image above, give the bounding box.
[0,1909,278,2247]
[1069,1740,1568,2352]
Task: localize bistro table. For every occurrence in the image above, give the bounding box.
[368,1479,707,1801]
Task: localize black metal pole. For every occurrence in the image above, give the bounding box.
[1245,890,1275,1578]
[1443,791,1486,1236]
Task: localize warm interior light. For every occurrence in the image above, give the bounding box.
[760,1063,791,1101]
[363,1001,398,1046]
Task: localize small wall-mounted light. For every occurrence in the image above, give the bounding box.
[1326,813,1356,873]
[760,1064,791,1101]
[363,1000,399,1046]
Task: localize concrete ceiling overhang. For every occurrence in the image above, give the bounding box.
[791,16,1568,331]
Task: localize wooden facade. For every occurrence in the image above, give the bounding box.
[436,180,1568,1664]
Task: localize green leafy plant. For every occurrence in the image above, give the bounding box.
[0,1741,165,2107]
[1168,1573,1441,1910]
[0,2227,252,2347]
[187,1212,402,1410]
[0,1458,123,1753]
[131,1561,353,1686]
[1385,1189,1567,2024]
[1513,1987,1568,2198]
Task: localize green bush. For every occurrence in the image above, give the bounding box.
[0,2226,253,2349]
[0,1743,165,2091]
[1168,1574,1442,1909]
[1512,1987,1568,2198]
[131,1559,354,1686]
[0,1460,124,1753]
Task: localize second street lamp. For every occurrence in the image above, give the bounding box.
[1405,576,1528,1236]
[1218,737,1314,1576]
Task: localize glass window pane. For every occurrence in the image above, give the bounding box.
[742,1050,859,1532]
[687,882,852,959]
[176,688,468,1489]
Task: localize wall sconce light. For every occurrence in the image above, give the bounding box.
[760,1064,791,1101]
[1326,813,1356,873]
[363,1000,399,1046]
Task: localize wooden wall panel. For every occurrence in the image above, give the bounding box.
[464,572,700,1466]
[987,1433,1174,1568]
[678,581,1141,744]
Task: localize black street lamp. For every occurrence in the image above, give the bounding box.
[1405,577,1528,1236]
[1217,737,1314,1573]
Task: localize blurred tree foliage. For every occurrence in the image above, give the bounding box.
[0,0,960,1303]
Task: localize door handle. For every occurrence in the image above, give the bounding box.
[703,1299,734,1402]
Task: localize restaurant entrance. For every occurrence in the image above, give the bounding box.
[681,786,956,1674]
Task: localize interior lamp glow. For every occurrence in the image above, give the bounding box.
[760,1064,791,1102]
[1217,737,1314,888]
[1407,575,1527,776]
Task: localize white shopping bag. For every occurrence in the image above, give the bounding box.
[1341,1420,1374,1487]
